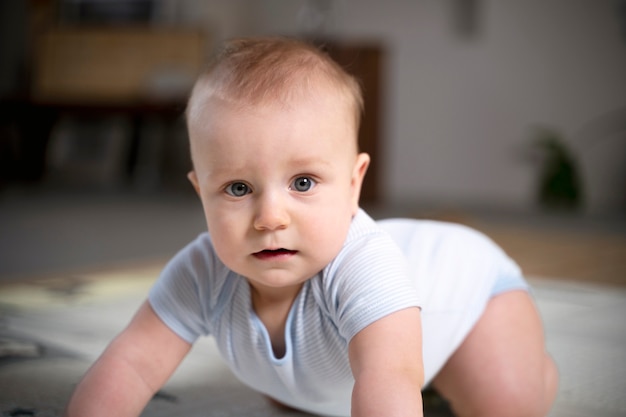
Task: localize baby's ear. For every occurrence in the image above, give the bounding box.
[187,171,201,196]
[350,153,370,213]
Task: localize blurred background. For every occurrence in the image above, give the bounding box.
[1,2,626,416]
[0,0,625,281]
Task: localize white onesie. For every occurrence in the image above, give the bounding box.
[149,209,527,416]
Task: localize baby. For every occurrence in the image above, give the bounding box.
[65,37,558,417]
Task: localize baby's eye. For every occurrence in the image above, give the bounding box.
[290,176,316,192]
[225,182,251,197]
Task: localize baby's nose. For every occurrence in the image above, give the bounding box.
[253,193,290,231]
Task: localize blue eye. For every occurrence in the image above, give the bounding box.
[291,176,316,192]
[225,182,251,197]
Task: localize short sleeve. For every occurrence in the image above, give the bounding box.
[149,234,217,343]
[323,228,421,342]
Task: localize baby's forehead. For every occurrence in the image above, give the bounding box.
[188,94,359,162]
[189,67,359,127]
[190,84,357,134]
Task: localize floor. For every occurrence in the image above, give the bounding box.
[0,188,625,416]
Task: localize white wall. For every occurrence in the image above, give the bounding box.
[184,0,626,214]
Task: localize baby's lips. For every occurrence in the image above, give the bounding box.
[253,248,297,260]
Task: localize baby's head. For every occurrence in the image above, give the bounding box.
[186,37,364,159]
[184,38,371,289]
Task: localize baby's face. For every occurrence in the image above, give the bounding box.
[188,93,369,298]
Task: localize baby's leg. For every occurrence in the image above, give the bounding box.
[431,290,558,417]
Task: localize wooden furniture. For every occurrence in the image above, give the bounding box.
[0,27,206,186]
[2,35,384,201]
[32,27,205,103]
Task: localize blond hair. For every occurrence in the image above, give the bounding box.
[186,37,363,131]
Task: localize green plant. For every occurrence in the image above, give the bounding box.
[532,127,583,210]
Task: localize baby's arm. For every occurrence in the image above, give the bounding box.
[349,307,424,417]
[64,300,192,417]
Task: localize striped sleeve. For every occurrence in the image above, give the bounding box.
[148,234,214,343]
[323,218,421,342]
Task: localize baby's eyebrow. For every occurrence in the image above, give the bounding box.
[288,157,332,170]
[202,157,333,182]
[202,165,243,182]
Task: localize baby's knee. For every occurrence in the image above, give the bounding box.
[456,389,541,417]
[494,387,548,417]
[449,355,558,417]
[476,357,558,417]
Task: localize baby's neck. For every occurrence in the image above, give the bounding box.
[250,283,303,359]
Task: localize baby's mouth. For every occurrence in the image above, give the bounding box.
[253,248,297,260]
